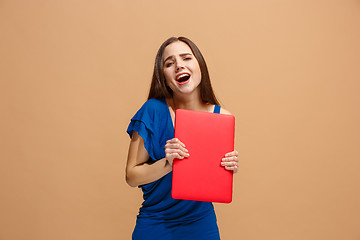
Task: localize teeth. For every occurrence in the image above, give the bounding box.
[176,73,190,80]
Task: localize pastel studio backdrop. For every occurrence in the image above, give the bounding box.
[0,1,359,239]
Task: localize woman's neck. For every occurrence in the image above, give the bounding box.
[170,93,208,112]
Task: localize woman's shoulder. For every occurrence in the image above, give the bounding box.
[133,98,168,119]
[129,98,168,129]
[140,98,167,111]
[219,107,233,116]
[144,98,166,106]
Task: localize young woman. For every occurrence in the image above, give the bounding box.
[126,37,239,240]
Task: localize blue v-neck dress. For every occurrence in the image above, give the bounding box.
[127,98,221,240]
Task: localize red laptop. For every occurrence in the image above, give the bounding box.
[171,109,235,203]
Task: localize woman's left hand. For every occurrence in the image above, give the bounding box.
[221,150,239,173]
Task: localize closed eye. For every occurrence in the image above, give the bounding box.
[165,62,174,68]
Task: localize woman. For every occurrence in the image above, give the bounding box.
[126,37,239,240]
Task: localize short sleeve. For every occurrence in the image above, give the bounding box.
[126,99,163,161]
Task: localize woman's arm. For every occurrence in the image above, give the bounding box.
[126,132,188,187]
[126,132,171,187]
[220,108,240,173]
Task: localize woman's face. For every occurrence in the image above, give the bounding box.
[162,41,202,96]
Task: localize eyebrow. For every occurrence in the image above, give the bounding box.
[163,53,193,63]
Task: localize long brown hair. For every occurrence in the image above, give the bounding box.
[147,37,220,105]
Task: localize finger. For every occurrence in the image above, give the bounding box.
[231,166,239,173]
[167,152,184,160]
[166,138,186,147]
[166,152,185,160]
[165,143,188,153]
[221,156,239,162]
[165,148,189,158]
[225,150,238,157]
[221,161,238,167]
[222,156,239,162]
[224,165,238,173]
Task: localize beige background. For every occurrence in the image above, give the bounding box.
[1,0,360,239]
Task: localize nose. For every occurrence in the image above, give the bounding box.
[175,61,185,72]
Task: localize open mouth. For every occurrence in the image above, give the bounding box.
[176,73,191,84]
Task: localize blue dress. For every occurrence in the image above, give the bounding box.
[127,98,222,240]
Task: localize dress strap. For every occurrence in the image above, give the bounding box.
[213,104,221,114]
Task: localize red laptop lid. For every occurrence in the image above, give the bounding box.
[172,109,235,203]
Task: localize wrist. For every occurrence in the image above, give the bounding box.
[165,158,173,168]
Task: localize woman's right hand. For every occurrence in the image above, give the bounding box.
[165,138,189,167]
